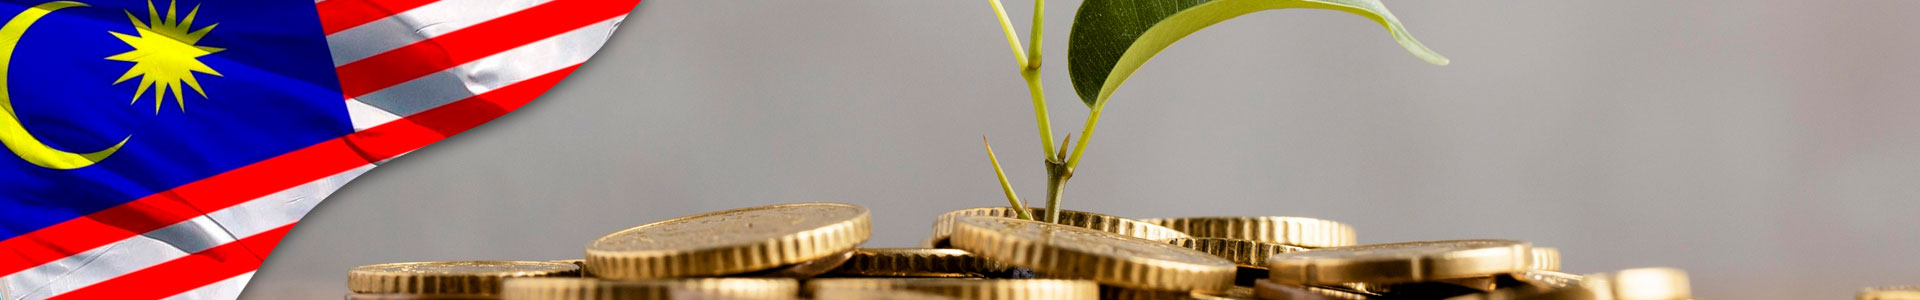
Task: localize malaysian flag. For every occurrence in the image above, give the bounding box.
[0,0,639,298]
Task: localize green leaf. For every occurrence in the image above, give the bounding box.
[1067,0,1449,108]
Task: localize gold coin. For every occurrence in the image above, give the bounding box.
[1140,217,1355,248]
[738,250,856,278]
[585,202,871,279]
[1344,278,1496,299]
[808,278,1098,300]
[1530,248,1561,271]
[949,216,1236,292]
[929,207,1189,247]
[1512,270,1583,289]
[1265,239,1531,286]
[1583,268,1689,300]
[1440,285,1599,300]
[348,261,581,295]
[345,294,498,300]
[1099,285,1204,300]
[1253,280,1376,300]
[500,278,797,300]
[1860,286,1920,300]
[815,289,962,300]
[546,260,587,276]
[1196,286,1260,300]
[1169,238,1308,268]
[827,248,1017,278]
[1100,285,1262,300]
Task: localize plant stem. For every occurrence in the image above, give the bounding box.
[988,0,1029,68]
[1026,0,1044,68]
[1022,68,1054,159]
[1043,161,1070,223]
[1065,106,1103,169]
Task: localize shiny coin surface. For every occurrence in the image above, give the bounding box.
[1141,217,1355,248]
[808,278,1097,300]
[585,202,871,279]
[1530,248,1560,271]
[1583,268,1689,300]
[929,207,1189,247]
[1253,280,1375,300]
[949,216,1236,292]
[500,278,797,300]
[827,248,1017,278]
[1861,286,1920,300]
[1170,238,1308,268]
[348,261,581,295]
[1266,239,1531,286]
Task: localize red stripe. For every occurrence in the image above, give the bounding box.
[0,65,580,279]
[316,0,441,35]
[45,224,295,300]
[335,0,637,98]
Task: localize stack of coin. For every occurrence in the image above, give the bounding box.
[345,203,1725,300]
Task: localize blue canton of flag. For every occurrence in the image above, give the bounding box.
[0,0,638,298]
[0,0,347,239]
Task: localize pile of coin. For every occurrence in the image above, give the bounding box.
[345,202,1700,300]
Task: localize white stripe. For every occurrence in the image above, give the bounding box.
[326,0,557,65]
[346,99,404,132]
[0,2,630,298]
[163,271,253,300]
[349,17,619,116]
[0,166,372,300]
[6,14,616,298]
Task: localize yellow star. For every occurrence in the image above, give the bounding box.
[106,0,223,113]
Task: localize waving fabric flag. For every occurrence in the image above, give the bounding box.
[0,0,639,298]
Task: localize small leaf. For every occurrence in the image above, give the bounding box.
[1067,0,1449,108]
[983,137,1033,220]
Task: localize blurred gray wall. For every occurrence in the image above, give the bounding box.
[245,1,1920,299]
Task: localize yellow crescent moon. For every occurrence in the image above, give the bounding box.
[0,1,127,170]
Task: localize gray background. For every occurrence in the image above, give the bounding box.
[245,1,1920,299]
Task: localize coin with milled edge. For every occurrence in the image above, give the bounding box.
[1861,286,1920,300]
[345,294,499,300]
[949,216,1236,292]
[1141,217,1356,248]
[348,261,581,296]
[500,278,797,300]
[1582,268,1689,300]
[1530,248,1561,271]
[827,248,1016,278]
[928,207,1189,247]
[1253,279,1375,300]
[808,278,1097,300]
[736,250,855,278]
[585,202,871,279]
[1170,238,1308,268]
[1266,239,1531,286]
